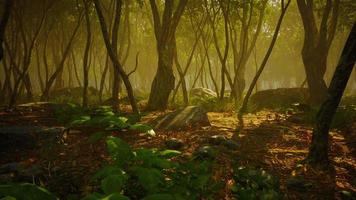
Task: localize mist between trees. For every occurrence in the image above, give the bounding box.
[0,0,355,108]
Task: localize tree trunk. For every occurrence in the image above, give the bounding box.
[306,23,356,168]
[0,0,12,62]
[41,12,82,101]
[94,0,139,115]
[236,0,291,134]
[297,0,340,105]
[82,0,92,108]
[147,0,188,110]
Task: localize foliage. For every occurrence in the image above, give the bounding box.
[84,136,222,200]
[54,104,155,139]
[0,183,58,200]
[231,167,281,200]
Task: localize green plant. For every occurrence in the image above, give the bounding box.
[0,183,58,200]
[231,167,281,200]
[83,136,221,200]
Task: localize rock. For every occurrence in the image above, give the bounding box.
[249,88,309,111]
[190,87,217,99]
[165,138,184,150]
[193,145,217,160]
[206,135,239,150]
[0,162,20,174]
[291,103,312,112]
[223,139,239,150]
[207,135,227,145]
[286,177,313,192]
[153,106,210,130]
[0,162,43,183]
[0,125,65,153]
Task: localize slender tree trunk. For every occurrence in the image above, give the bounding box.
[94,0,139,115]
[41,12,82,101]
[236,0,291,135]
[82,0,92,108]
[306,23,356,168]
[0,0,12,62]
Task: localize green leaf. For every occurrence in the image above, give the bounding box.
[101,193,130,200]
[143,194,175,200]
[88,132,107,143]
[133,167,163,193]
[0,183,58,200]
[101,174,127,194]
[70,115,91,126]
[106,137,134,166]
[81,192,104,200]
[0,196,16,200]
[129,124,156,136]
[158,150,181,158]
[83,193,130,200]
[92,166,124,181]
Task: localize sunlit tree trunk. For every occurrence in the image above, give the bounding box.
[147,0,188,110]
[297,0,340,105]
[306,23,356,168]
[230,0,267,101]
[206,0,233,100]
[94,0,139,115]
[82,0,92,108]
[41,12,82,101]
[9,1,52,107]
[236,0,291,135]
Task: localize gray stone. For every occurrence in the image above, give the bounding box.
[207,135,227,145]
[190,87,217,99]
[223,139,239,150]
[153,106,210,130]
[165,138,184,150]
[0,125,65,152]
[193,145,217,160]
[286,177,313,192]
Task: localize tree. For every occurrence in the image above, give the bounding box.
[82,0,92,108]
[9,0,54,107]
[306,23,356,168]
[236,0,291,134]
[230,0,268,101]
[297,0,340,105]
[41,9,82,101]
[147,0,188,110]
[0,0,12,63]
[93,0,139,115]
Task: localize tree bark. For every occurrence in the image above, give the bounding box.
[0,0,13,62]
[147,0,188,110]
[236,0,291,135]
[82,0,92,108]
[94,0,139,115]
[297,0,340,105]
[306,23,356,168]
[41,11,82,101]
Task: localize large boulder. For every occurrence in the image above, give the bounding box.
[153,106,210,130]
[249,88,309,111]
[0,125,65,155]
[190,88,217,99]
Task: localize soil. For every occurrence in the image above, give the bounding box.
[0,104,355,200]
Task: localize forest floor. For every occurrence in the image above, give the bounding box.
[0,104,355,200]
